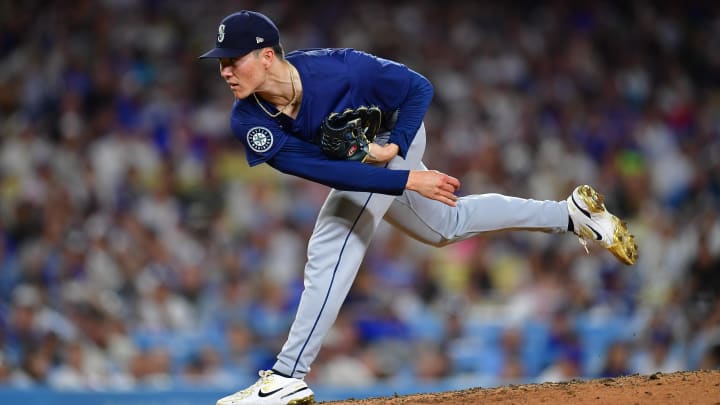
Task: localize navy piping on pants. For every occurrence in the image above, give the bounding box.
[290,192,375,377]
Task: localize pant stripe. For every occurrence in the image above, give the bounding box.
[290,192,375,377]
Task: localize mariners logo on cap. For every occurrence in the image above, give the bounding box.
[246,126,274,153]
[217,24,226,42]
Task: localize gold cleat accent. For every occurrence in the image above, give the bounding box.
[568,185,639,265]
[577,184,605,213]
[607,216,638,265]
[288,395,315,405]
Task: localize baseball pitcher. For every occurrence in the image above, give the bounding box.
[198,10,638,405]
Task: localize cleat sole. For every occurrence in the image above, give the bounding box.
[607,216,638,265]
[288,395,315,405]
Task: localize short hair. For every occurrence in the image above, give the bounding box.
[253,43,285,60]
[272,43,285,58]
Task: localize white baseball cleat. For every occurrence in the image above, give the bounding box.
[567,185,638,265]
[217,370,315,405]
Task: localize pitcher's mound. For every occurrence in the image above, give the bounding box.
[324,370,720,404]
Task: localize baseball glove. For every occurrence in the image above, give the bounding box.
[319,106,382,162]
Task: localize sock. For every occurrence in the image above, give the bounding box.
[271,369,293,378]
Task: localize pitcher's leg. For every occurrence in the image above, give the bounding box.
[273,127,428,378]
[272,189,393,378]
[385,167,569,247]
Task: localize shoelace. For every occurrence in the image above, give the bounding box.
[572,218,595,255]
[237,370,274,397]
[577,237,590,255]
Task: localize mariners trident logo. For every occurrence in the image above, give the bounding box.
[217,24,225,42]
[247,127,274,153]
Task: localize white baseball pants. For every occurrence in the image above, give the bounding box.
[273,124,569,377]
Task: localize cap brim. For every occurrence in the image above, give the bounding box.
[197,47,252,59]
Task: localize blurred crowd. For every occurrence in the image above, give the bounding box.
[1,0,719,392]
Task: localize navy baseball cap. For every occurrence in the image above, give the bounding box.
[198,11,280,59]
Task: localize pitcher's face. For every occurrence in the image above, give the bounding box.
[219,51,267,99]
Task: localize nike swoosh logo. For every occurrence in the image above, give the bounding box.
[588,226,602,240]
[282,386,311,399]
[258,387,283,397]
[571,194,592,218]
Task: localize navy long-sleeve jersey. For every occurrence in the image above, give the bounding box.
[229,48,434,195]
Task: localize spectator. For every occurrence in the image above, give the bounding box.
[600,342,633,378]
[180,346,235,388]
[699,344,720,370]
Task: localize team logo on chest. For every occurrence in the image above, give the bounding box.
[246,126,274,153]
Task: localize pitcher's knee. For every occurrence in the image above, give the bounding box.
[427,235,455,247]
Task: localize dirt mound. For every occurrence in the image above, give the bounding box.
[323,370,720,404]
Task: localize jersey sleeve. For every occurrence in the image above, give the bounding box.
[230,110,289,167]
[348,50,411,111]
[267,136,410,195]
[348,50,434,159]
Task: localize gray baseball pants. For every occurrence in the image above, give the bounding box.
[273,124,569,378]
